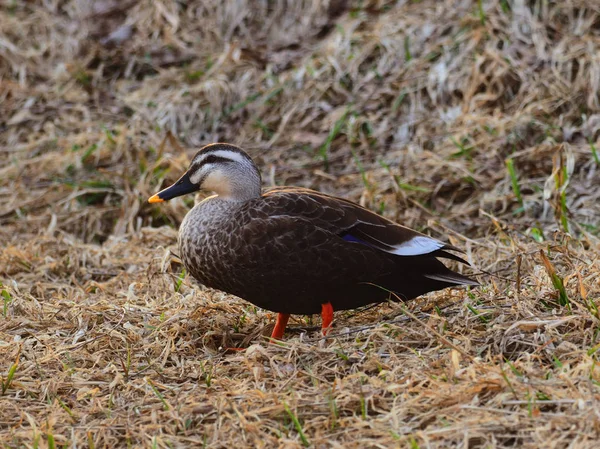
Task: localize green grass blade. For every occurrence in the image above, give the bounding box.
[147,379,170,410]
[589,137,599,165]
[505,158,523,207]
[318,107,351,171]
[283,402,310,447]
[1,360,18,395]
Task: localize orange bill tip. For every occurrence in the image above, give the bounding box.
[148,193,164,204]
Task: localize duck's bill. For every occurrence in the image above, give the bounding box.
[148,172,197,203]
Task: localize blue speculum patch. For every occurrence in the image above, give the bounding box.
[341,232,370,246]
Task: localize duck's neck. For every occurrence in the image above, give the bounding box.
[207,165,262,202]
[217,181,261,202]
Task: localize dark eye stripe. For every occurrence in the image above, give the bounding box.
[202,155,232,165]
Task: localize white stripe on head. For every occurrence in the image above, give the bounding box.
[192,149,252,166]
[389,236,444,256]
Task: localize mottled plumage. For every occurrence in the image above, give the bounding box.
[149,143,478,338]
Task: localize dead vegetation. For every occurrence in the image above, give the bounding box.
[1,0,600,447]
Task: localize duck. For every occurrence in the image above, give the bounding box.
[148,143,478,340]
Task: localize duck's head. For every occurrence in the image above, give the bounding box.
[148,143,262,203]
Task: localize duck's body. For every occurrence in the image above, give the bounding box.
[149,143,478,339]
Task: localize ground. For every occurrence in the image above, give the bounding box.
[1,1,600,448]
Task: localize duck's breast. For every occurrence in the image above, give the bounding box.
[178,199,248,290]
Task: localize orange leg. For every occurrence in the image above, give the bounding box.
[321,302,334,336]
[271,313,290,340]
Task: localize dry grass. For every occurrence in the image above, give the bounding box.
[1,0,600,447]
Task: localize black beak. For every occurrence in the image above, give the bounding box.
[148,172,198,203]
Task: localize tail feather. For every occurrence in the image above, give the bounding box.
[428,246,478,285]
[382,252,479,301]
[430,249,470,265]
[423,271,479,286]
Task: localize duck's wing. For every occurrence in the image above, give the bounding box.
[261,187,470,265]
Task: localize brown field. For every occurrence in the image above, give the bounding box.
[1,1,600,447]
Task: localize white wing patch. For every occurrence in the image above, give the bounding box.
[389,236,444,256]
